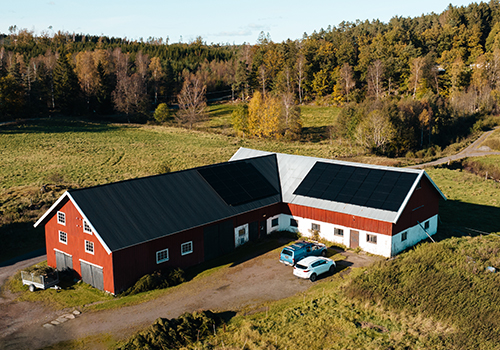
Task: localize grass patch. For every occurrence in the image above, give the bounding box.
[345,235,500,349]
[41,333,118,350]
[463,155,500,181]
[480,126,500,151]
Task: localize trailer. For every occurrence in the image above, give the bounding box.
[21,269,60,292]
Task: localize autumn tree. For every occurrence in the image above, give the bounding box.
[367,59,385,100]
[356,109,395,154]
[176,73,207,128]
[339,63,355,102]
[149,56,164,105]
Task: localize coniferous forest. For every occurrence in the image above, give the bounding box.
[2,2,500,156]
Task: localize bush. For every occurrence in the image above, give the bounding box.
[117,310,222,349]
[153,103,170,123]
[122,268,185,296]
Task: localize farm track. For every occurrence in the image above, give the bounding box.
[409,127,500,169]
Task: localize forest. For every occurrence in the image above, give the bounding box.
[2,1,500,156]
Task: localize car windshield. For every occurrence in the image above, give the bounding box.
[282,249,292,256]
[295,263,307,269]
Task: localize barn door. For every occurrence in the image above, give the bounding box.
[55,251,73,271]
[249,221,259,241]
[350,230,359,248]
[80,261,104,291]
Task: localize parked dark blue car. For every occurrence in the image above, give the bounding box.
[279,241,327,266]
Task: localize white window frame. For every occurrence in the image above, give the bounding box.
[311,223,320,232]
[401,231,408,241]
[156,248,169,264]
[57,211,66,225]
[181,241,193,256]
[59,231,67,244]
[334,228,344,236]
[85,240,94,254]
[83,220,92,234]
[367,234,377,244]
[271,218,279,227]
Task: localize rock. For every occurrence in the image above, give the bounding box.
[64,314,75,319]
[56,317,68,323]
[43,323,54,328]
[73,310,81,315]
[50,320,59,325]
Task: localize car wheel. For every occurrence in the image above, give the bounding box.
[29,284,35,292]
[321,250,326,257]
[329,265,335,275]
[310,273,317,282]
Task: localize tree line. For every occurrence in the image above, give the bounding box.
[2,1,500,154]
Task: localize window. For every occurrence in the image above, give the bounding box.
[85,240,94,254]
[424,221,430,230]
[311,223,320,232]
[83,220,92,234]
[271,218,279,227]
[181,241,193,256]
[334,228,344,236]
[156,248,169,264]
[367,234,377,244]
[290,218,298,227]
[238,228,246,237]
[401,231,407,241]
[57,211,66,225]
[59,231,67,244]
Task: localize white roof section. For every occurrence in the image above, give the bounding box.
[230,147,446,224]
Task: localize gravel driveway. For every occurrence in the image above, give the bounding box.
[0,242,380,350]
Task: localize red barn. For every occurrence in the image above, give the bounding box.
[35,148,446,294]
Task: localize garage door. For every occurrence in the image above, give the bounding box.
[80,261,104,291]
[55,251,73,271]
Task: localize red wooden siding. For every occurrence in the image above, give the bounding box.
[284,203,393,236]
[44,198,114,293]
[392,176,442,234]
[111,226,205,293]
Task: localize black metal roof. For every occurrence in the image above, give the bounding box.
[68,154,281,252]
[293,161,419,212]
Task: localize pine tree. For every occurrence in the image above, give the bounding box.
[53,51,79,114]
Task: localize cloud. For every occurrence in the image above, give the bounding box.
[214,29,252,37]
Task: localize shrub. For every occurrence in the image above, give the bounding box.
[153,103,170,123]
[117,310,221,349]
[122,268,185,296]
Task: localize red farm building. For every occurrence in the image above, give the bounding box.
[34,148,446,294]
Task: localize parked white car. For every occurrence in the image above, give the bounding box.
[293,256,336,282]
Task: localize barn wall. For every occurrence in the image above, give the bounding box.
[392,176,442,234]
[112,226,204,294]
[44,198,114,293]
[284,203,393,235]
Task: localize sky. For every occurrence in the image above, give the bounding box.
[1,0,477,45]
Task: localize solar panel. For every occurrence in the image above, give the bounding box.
[293,161,418,212]
[198,161,278,206]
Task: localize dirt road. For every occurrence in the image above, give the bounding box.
[0,245,379,350]
[409,127,500,169]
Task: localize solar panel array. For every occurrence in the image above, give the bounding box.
[293,162,418,212]
[198,161,278,206]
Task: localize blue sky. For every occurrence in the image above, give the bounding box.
[2,1,476,45]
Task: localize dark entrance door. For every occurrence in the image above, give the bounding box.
[260,220,267,238]
[249,221,259,241]
[55,251,73,271]
[350,230,359,248]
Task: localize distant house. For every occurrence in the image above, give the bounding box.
[35,148,446,294]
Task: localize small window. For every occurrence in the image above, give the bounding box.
[57,211,66,225]
[424,221,430,230]
[181,241,193,256]
[401,231,407,241]
[271,218,279,227]
[290,218,298,227]
[367,234,377,244]
[85,240,94,254]
[334,228,344,236]
[238,228,246,237]
[83,220,92,234]
[59,231,67,244]
[311,223,320,232]
[156,248,169,264]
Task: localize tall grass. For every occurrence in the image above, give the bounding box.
[345,235,500,349]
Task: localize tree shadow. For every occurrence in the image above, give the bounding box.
[0,117,121,135]
[301,126,329,142]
